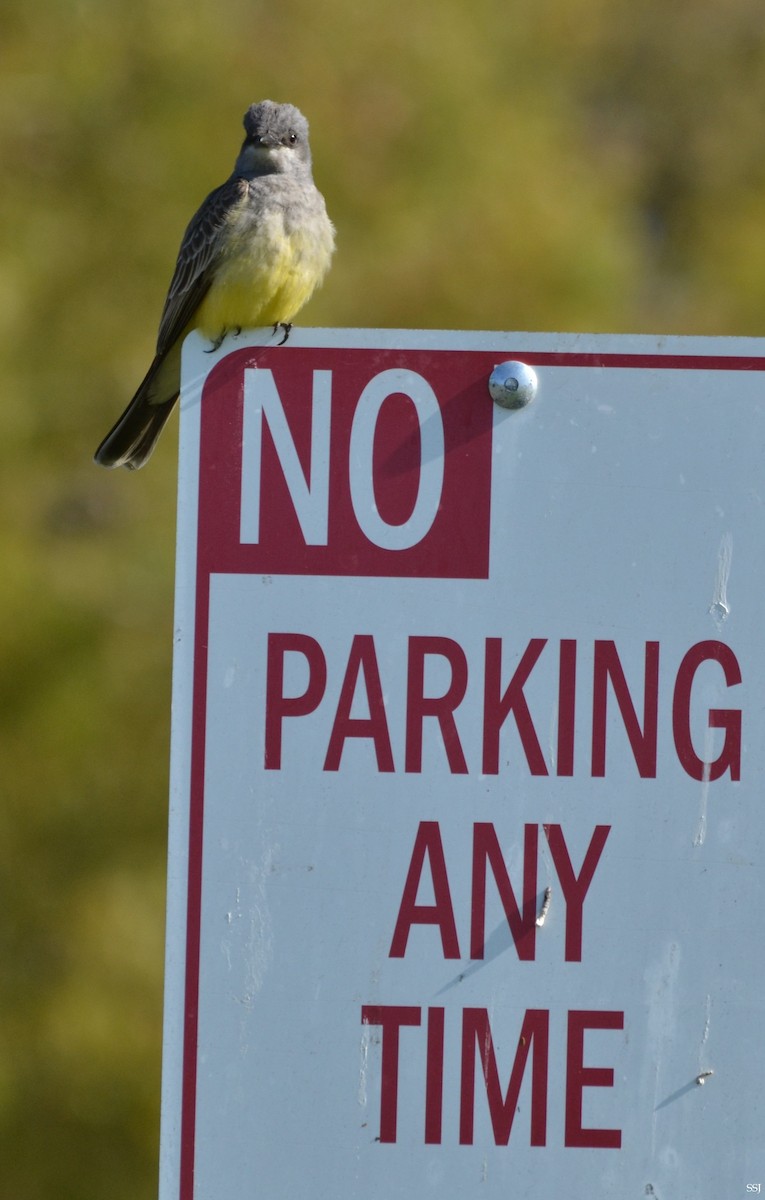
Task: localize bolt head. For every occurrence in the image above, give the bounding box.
[489,361,538,410]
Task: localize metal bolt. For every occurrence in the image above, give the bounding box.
[488,360,538,410]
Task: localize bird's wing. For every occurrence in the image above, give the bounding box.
[155,176,246,354]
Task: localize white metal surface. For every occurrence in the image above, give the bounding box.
[160,328,765,1199]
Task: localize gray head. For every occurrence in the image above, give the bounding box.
[234,100,313,178]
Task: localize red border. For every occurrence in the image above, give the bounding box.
[179,574,210,1199]
[175,348,765,1198]
[482,352,765,370]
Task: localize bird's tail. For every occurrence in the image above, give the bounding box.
[94,352,180,470]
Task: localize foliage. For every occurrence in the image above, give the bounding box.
[2,0,764,1194]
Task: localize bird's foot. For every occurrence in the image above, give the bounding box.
[205,328,229,354]
[273,322,292,346]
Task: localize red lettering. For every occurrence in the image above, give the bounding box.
[482,638,548,775]
[389,822,460,959]
[264,633,326,769]
[673,640,742,781]
[425,1007,445,1144]
[361,1005,421,1143]
[565,1010,623,1148]
[459,1008,549,1145]
[557,639,577,776]
[592,641,659,777]
[470,823,538,961]
[323,635,394,771]
[544,825,610,962]
[360,1004,626,1147]
[266,634,742,782]
[405,637,468,773]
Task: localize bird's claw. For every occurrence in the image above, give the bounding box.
[206,324,290,354]
[205,328,229,354]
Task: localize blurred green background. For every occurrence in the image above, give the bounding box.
[2,0,765,1195]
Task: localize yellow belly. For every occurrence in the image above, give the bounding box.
[195,212,333,336]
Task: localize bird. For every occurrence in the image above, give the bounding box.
[94,100,335,470]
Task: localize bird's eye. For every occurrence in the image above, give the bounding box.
[287,130,298,145]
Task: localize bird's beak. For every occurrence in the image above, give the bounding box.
[253,134,281,150]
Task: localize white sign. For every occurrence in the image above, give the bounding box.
[160,329,765,1199]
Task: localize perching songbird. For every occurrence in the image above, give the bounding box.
[94,100,335,469]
